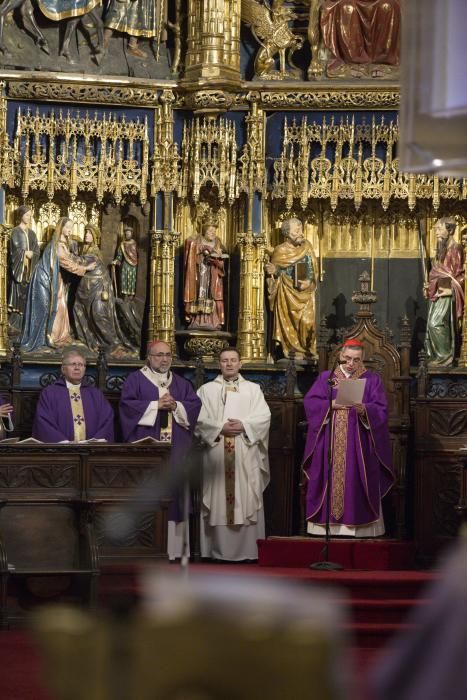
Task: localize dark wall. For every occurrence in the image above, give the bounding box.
[319,258,426,362]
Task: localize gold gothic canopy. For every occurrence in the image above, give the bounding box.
[1,107,465,213]
[3,108,149,205]
[272,116,466,212]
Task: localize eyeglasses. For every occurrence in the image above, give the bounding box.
[63,362,86,368]
[149,353,172,359]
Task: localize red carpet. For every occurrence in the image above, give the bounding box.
[1,559,438,700]
[258,536,417,570]
[254,537,436,650]
[188,562,437,649]
[0,631,54,700]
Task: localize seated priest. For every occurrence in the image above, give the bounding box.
[302,339,395,537]
[33,348,114,442]
[0,395,14,440]
[119,339,202,559]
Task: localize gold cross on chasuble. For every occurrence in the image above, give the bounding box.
[224,384,237,525]
[159,411,173,443]
[68,388,86,442]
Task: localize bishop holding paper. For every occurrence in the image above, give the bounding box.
[302,339,395,537]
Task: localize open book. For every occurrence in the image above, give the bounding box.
[0,437,43,445]
[131,435,165,445]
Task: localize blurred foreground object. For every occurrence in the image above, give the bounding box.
[399,0,467,176]
[33,571,350,700]
[371,526,467,700]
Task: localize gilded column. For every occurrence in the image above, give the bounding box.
[237,232,266,362]
[237,99,267,361]
[149,90,180,353]
[185,0,241,84]
[149,229,180,351]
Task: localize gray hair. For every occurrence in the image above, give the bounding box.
[62,348,86,365]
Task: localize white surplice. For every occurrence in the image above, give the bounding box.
[195,375,271,560]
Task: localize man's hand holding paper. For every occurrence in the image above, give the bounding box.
[334,378,366,408]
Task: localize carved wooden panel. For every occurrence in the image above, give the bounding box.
[0,464,78,490]
[264,399,298,536]
[268,401,294,449]
[94,509,155,549]
[90,464,161,489]
[433,460,463,537]
[414,397,467,563]
[428,379,467,399]
[95,508,168,560]
[430,409,467,437]
[0,505,79,569]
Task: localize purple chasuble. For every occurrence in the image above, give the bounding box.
[302,369,394,527]
[33,377,114,442]
[119,369,202,521]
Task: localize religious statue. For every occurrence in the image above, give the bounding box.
[183,224,227,331]
[265,217,318,359]
[319,0,400,76]
[424,218,464,367]
[241,0,303,79]
[8,205,40,334]
[111,225,138,299]
[20,217,96,352]
[0,0,104,62]
[73,224,136,356]
[103,0,166,59]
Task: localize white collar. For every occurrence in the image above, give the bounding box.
[143,366,171,388]
[66,380,81,390]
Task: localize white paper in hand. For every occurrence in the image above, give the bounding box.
[335,378,366,406]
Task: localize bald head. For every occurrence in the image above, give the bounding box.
[147,340,172,373]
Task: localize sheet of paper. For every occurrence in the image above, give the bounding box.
[223,391,242,421]
[335,378,366,407]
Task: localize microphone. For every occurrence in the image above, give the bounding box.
[327,357,345,384]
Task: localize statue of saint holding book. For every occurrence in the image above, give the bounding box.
[265,217,318,359]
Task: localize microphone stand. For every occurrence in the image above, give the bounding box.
[310,358,343,571]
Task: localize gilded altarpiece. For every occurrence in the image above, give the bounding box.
[0,0,465,564]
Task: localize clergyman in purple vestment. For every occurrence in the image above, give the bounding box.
[302,340,394,537]
[119,340,202,559]
[33,349,114,442]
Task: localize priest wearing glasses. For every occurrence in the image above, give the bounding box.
[32,348,114,442]
[119,340,201,558]
[302,339,394,538]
